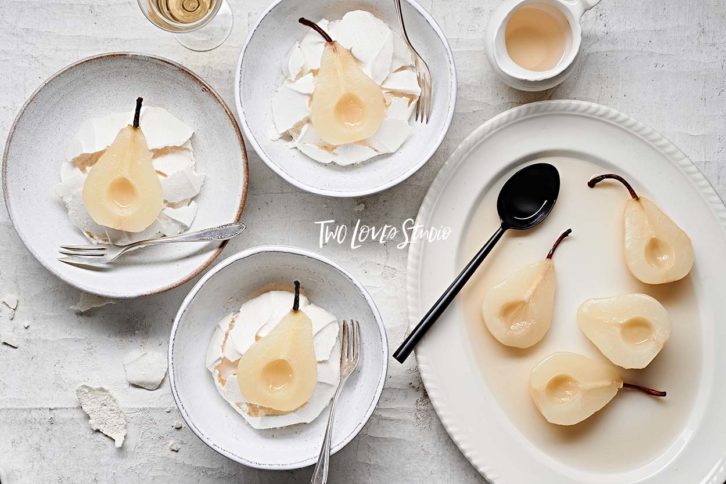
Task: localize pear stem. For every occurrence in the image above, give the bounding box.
[546,228,572,259]
[133,97,143,129]
[292,280,301,312]
[298,17,333,43]
[588,174,639,200]
[623,382,666,397]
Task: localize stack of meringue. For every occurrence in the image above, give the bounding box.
[56,106,205,245]
[271,10,421,166]
[205,291,341,430]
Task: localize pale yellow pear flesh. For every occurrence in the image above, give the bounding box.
[529,352,623,426]
[578,293,671,369]
[482,259,555,348]
[310,41,386,146]
[624,197,694,284]
[82,125,163,233]
[236,309,318,412]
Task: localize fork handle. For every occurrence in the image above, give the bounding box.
[129,222,246,249]
[311,383,343,484]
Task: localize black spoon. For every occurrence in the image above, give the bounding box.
[393,163,561,363]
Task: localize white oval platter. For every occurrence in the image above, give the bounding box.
[407,100,726,483]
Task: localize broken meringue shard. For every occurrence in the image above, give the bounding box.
[71,292,115,313]
[206,290,340,430]
[123,351,168,390]
[76,385,127,448]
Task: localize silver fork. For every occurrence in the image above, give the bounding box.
[394,0,432,123]
[58,222,246,268]
[311,320,361,484]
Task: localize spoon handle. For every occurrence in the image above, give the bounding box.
[393,225,508,363]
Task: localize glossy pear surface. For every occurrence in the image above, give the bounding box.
[236,308,317,412]
[483,259,555,348]
[529,352,622,426]
[578,293,671,369]
[82,125,163,232]
[624,197,694,284]
[310,41,386,146]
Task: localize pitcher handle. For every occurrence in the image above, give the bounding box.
[564,0,601,16]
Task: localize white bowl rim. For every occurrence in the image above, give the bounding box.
[234,0,457,198]
[168,244,389,469]
[2,52,249,298]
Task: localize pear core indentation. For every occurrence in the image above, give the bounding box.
[620,317,653,345]
[262,359,294,392]
[545,375,579,403]
[108,177,138,209]
[644,237,675,269]
[334,93,366,128]
[500,300,531,333]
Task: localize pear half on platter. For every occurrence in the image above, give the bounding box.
[482,229,571,349]
[588,173,694,284]
[529,352,666,426]
[82,97,164,233]
[298,18,386,146]
[577,293,670,369]
[236,281,318,413]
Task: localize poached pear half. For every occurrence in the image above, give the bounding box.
[588,173,694,284]
[482,229,571,349]
[299,17,386,146]
[578,293,671,369]
[236,281,318,413]
[530,352,666,426]
[82,97,164,233]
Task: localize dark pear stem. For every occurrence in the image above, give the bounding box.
[292,280,301,312]
[588,174,639,200]
[298,17,333,43]
[546,228,572,259]
[133,97,143,129]
[623,382,666,397]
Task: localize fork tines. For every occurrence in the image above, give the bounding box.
[341,320,361,368]
[415,60,432,124]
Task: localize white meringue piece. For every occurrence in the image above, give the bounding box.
[161,202,198,231]
[285,42,306,80]
[161,165,205,204]
[383,69,422,96]
[366,119,413,154]
[391,31,414,72]
[299,19,330,71]
[271,84,310,135]
[288,73,316,95]
[335,11,394,84]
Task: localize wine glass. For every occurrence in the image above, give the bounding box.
[137,0,234,52]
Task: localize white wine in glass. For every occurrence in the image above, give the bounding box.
[138,0,233,52]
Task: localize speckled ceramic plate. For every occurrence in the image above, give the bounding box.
[169,246,388,470]
[408,101,726,483]
[235,0,456,197]
[2,53,248,298]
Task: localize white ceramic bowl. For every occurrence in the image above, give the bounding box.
[235,0,456,197]
[169,246,388,469]
[2,53,248,298]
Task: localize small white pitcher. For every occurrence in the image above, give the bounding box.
[486,0,601,91]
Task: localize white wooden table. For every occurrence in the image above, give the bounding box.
[1,1,725,482]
